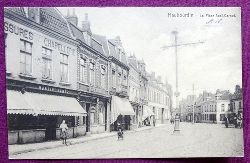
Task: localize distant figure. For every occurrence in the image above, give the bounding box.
[237,113,243,129]
[117,122,124,140]
[170,117,174,124]
[224,116,229,128]
[60,120,68,145]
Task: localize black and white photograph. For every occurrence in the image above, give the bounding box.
[4,7,243,159]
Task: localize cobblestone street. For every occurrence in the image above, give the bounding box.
[10,122,244,159]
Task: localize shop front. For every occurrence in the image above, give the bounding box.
[110,96,135,131]
[7,90,87,144]
[142,105,155,126]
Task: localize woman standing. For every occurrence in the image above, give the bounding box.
[60,120,68,145]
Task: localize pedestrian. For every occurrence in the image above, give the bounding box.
[117,122,123,140]
[224,115,228,128]
[60,120,68,145]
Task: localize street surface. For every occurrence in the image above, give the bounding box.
[10,123,243,159]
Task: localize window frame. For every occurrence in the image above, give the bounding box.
[20,39,33,75]
[60,53,69,82]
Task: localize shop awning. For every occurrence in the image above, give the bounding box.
[142,105,155,121]
[7,90,34,115]
[7,90,87,116]
[111,96,135,123]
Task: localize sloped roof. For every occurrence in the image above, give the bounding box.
[91,38,105,55]
[5,7,72,38]
[93,34,109,56]
[69,23,85,43]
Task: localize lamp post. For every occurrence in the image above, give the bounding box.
[162,31,204,134]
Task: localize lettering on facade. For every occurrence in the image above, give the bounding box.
[44,38,75,55]
[4,21,33,40]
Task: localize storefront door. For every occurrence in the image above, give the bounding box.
[45,116,57,140]
[86,103,90,132]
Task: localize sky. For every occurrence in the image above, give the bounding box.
[59,7,242,106]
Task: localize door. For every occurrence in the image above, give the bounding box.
[86,103,90,132]
[45,116,57,140]
[161,108,164,124]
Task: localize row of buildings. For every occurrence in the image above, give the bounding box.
[4,8,172,144]
[179,85,243,124]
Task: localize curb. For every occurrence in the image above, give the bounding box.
[10,124,166,156]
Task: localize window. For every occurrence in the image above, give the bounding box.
[89,62,95,84]
[112,69,116,88]
[239,101,242,109]
[60,53,68,82]
[221,104,225,112]
[100,65,106,89]
[79,57,87,83]
[118,72,121,86]
[20,39,32,75]
[42,47,52,79]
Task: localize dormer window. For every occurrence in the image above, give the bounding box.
[83,32,91,46]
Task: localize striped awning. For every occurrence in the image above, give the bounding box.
[7,90,34,115]
[7,90,87,116]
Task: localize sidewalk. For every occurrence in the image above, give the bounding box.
[9,124,168,156]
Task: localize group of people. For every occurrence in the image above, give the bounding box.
[224,113,243,128]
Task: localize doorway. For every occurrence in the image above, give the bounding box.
[86,103,90,132]
[44,116,57,140]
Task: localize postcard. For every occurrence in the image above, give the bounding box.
[4,7,243,158]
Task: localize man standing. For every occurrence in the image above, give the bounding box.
[60,120,68,145]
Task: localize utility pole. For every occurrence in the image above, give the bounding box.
[162,30,203,133]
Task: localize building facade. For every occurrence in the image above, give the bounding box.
[67,12,110,135]
[146,72,171,125]
[230,85,243,116]
[200,90,231,124]
[128,54,141,129]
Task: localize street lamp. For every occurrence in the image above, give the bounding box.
[162,30,204,134]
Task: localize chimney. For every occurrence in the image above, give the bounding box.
[114,36,122,46]
[82,13,91,34]
[157,76,162,83]
[85,13,88,21]
[66,8,78,26]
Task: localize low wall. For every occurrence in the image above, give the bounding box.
[56,126,86,139]
[8,129,46,144]
[90,124,105,134]
[130,124,138,130]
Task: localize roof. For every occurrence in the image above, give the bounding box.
[5,7,73,38]
[69,24,106,56]
[69,23,85,43]
[93,34,109,56]
[216,90,232,100]
[91,38,105,55]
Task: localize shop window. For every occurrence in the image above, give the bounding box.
[60,53,68,82]
[79,57,87,83]
[20,39,32,75]
[42,47,52,80]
